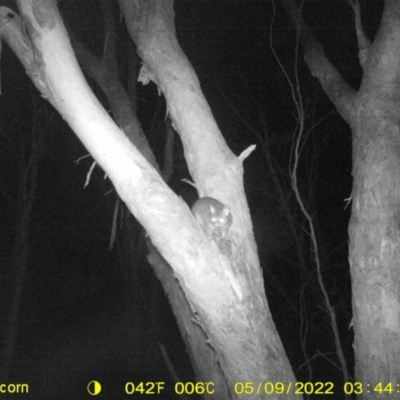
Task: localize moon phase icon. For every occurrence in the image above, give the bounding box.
[87,380,102,396]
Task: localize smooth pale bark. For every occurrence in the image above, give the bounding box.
[118,1,298,396]
[0,0,298,397]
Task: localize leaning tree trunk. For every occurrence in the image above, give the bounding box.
[0,0,299,398]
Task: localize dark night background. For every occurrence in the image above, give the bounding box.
[0,1,383,399]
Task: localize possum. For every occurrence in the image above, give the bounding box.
[191,197,232,239]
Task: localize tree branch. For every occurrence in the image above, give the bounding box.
[280,0,357,124]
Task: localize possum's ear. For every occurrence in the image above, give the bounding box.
[223,207,230,216]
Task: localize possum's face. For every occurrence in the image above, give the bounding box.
[210,205,232,230]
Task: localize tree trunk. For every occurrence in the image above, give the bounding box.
[282,0,400,393]
[349,94,400,385]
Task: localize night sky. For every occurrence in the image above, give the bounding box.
[0,1,383,398]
